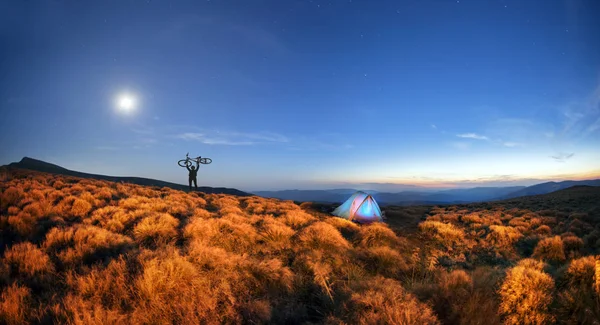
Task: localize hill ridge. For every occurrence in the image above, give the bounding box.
[3,157,250,196]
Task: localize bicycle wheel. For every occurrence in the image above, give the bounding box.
[199,157,212,164]
[178,159,192,168]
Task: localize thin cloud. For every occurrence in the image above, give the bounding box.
[556,83,600,142]
[177,130,287,146]
[456,133,489,140]
[550,152,575,162]
[501,142,523,147]
[228,132,289,143]
[586,117,600,134]
[177,133,254,146]
[431,124,437,129]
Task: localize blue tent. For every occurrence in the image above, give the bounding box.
[332,191,383,223]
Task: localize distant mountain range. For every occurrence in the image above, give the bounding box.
[5,157,599,206]
[253,180,600,206]
[3,157,250,197]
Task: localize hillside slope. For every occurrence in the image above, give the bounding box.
[501,179,600,199]
[4,157,249,196]
[1,170,600,324]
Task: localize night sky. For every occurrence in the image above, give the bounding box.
[1,0,599,191]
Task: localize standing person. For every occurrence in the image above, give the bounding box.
[186,158,200,191]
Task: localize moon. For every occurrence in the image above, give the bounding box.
[116,93,137,113]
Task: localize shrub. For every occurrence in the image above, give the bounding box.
[44,226,133,266]
[533,236,566,263]
[3,242,54,279]
[0,284,32,325]
[132,248,219,324]
[556,256,600,324]
[66,256,131,311]
[245,257,294,295]
[297,222,350,251]
[52,180,67,190]
[346,276,439,324]
[499,258,555,325]
[323,217,360,239]
[487,225,523,248]
[22,202,47,219]
[192,208,212,219]
[256,222,295,252]
[52,196,76,216]
[423,269,501,325]
[534,225,552,236]
[1,187,24,211]
[71,198,93,218]
[356,223,401,248]
[133,213,180,247]
[95,188,115,201]
[419,221,465,248]
[563,256,596,287]
[184,217,258,253]
[56,293,128,325]
[358,246,411,278]
[281,210,315,229]
[508,217,530,229]
[8,212,36,237]
[462,213,482,224]
[562,235,584,254]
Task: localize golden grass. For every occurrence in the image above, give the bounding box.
[3,242,54,279]
[133,212,179,247]
[347,276,439,324]
[499,258,555,325]
[533,236,566,263]
[1,170,600,324]
[0,284,32,325]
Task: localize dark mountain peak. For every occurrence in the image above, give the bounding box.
[11,157,68,172]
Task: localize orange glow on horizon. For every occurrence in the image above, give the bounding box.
[322,169,600,189]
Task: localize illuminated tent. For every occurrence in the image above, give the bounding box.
[332,191,383,223]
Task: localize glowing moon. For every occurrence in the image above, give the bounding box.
[116,93,137,113]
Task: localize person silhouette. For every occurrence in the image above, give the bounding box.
[186,159,200,191]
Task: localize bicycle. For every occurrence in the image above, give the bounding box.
[178,152,212,168]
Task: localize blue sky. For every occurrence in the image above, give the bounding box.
[1,0,599,191]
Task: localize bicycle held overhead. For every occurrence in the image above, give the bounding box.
[178,152,212,167]
[178,153,212,192]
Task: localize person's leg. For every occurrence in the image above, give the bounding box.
[188,178,192,191]
[193,178,198,190]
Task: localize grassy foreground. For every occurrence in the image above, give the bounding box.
[1,168,600,324]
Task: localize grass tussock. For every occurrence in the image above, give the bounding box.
[533,236,566,263]
[346,276,440,324]
[499,259,555,325]
[1,169,600,324]
[2,242,54,282]
[133,212,179,247]
[0,284,32,325]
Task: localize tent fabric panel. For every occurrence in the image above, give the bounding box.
[351,196,383,222]
[348,192,369,217]
[332,191,363,218]
[332,191,367,219]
